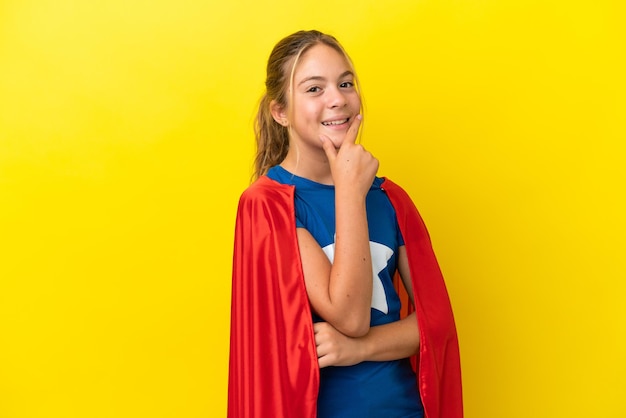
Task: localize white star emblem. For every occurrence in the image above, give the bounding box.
[321,240,393,314]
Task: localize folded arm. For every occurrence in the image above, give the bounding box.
[314,245,421,367]
[297,191,373,337]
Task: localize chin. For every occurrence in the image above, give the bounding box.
[328,135,346,148]
[330,139,343,149]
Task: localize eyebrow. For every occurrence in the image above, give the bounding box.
[297,70,354,86]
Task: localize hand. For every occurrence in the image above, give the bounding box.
[320,115,378,195]
[314,321,366,368]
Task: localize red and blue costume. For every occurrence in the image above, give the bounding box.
[228,175,463,418]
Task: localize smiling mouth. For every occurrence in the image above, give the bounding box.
[321,118,349,126]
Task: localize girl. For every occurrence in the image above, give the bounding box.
[228,30,462,418]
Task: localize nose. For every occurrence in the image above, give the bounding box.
[326,86,347,108]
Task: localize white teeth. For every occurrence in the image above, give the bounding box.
[322,119,348,126]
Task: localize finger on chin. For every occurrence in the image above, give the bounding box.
[348,114,362,143]
[320,134,339,158]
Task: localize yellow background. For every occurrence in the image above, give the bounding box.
[1,0,624,417]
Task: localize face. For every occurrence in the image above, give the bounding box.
[281,43,361,151]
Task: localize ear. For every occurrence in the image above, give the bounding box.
[270,100,289,127]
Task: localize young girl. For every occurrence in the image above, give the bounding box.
[228,30,462,418]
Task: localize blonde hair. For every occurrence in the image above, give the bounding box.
[253,30,361,179]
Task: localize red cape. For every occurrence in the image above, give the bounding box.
[228,176,462,418]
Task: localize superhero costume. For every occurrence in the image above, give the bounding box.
[228,175,462,418]
[266,166,423,417]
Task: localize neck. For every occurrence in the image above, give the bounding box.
[280,146,334,185]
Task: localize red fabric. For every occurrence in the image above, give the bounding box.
[228,175,462,418]
[382,178,463,418]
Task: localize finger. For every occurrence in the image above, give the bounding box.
[313,322,324,343]
[343,114,362,147]
[314,323,328,346]
[315,343,334,368]
[315,341,327,357]
[314,321,329,332]
[318,354,331,368]
[319,134,337,161]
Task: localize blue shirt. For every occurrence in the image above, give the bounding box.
[267,166,423,418]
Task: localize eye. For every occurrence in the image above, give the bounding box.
[306,86,321,93]
[339,81,354,88]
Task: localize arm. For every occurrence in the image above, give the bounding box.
[315,245,420,367]
[298,115,379,337]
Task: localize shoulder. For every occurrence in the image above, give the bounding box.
[380,177,413,205]
[240,176,293,200]
[381,177,431,237]
[237,176,295,214]
[380,177,425,221]
[235,176,297,235]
